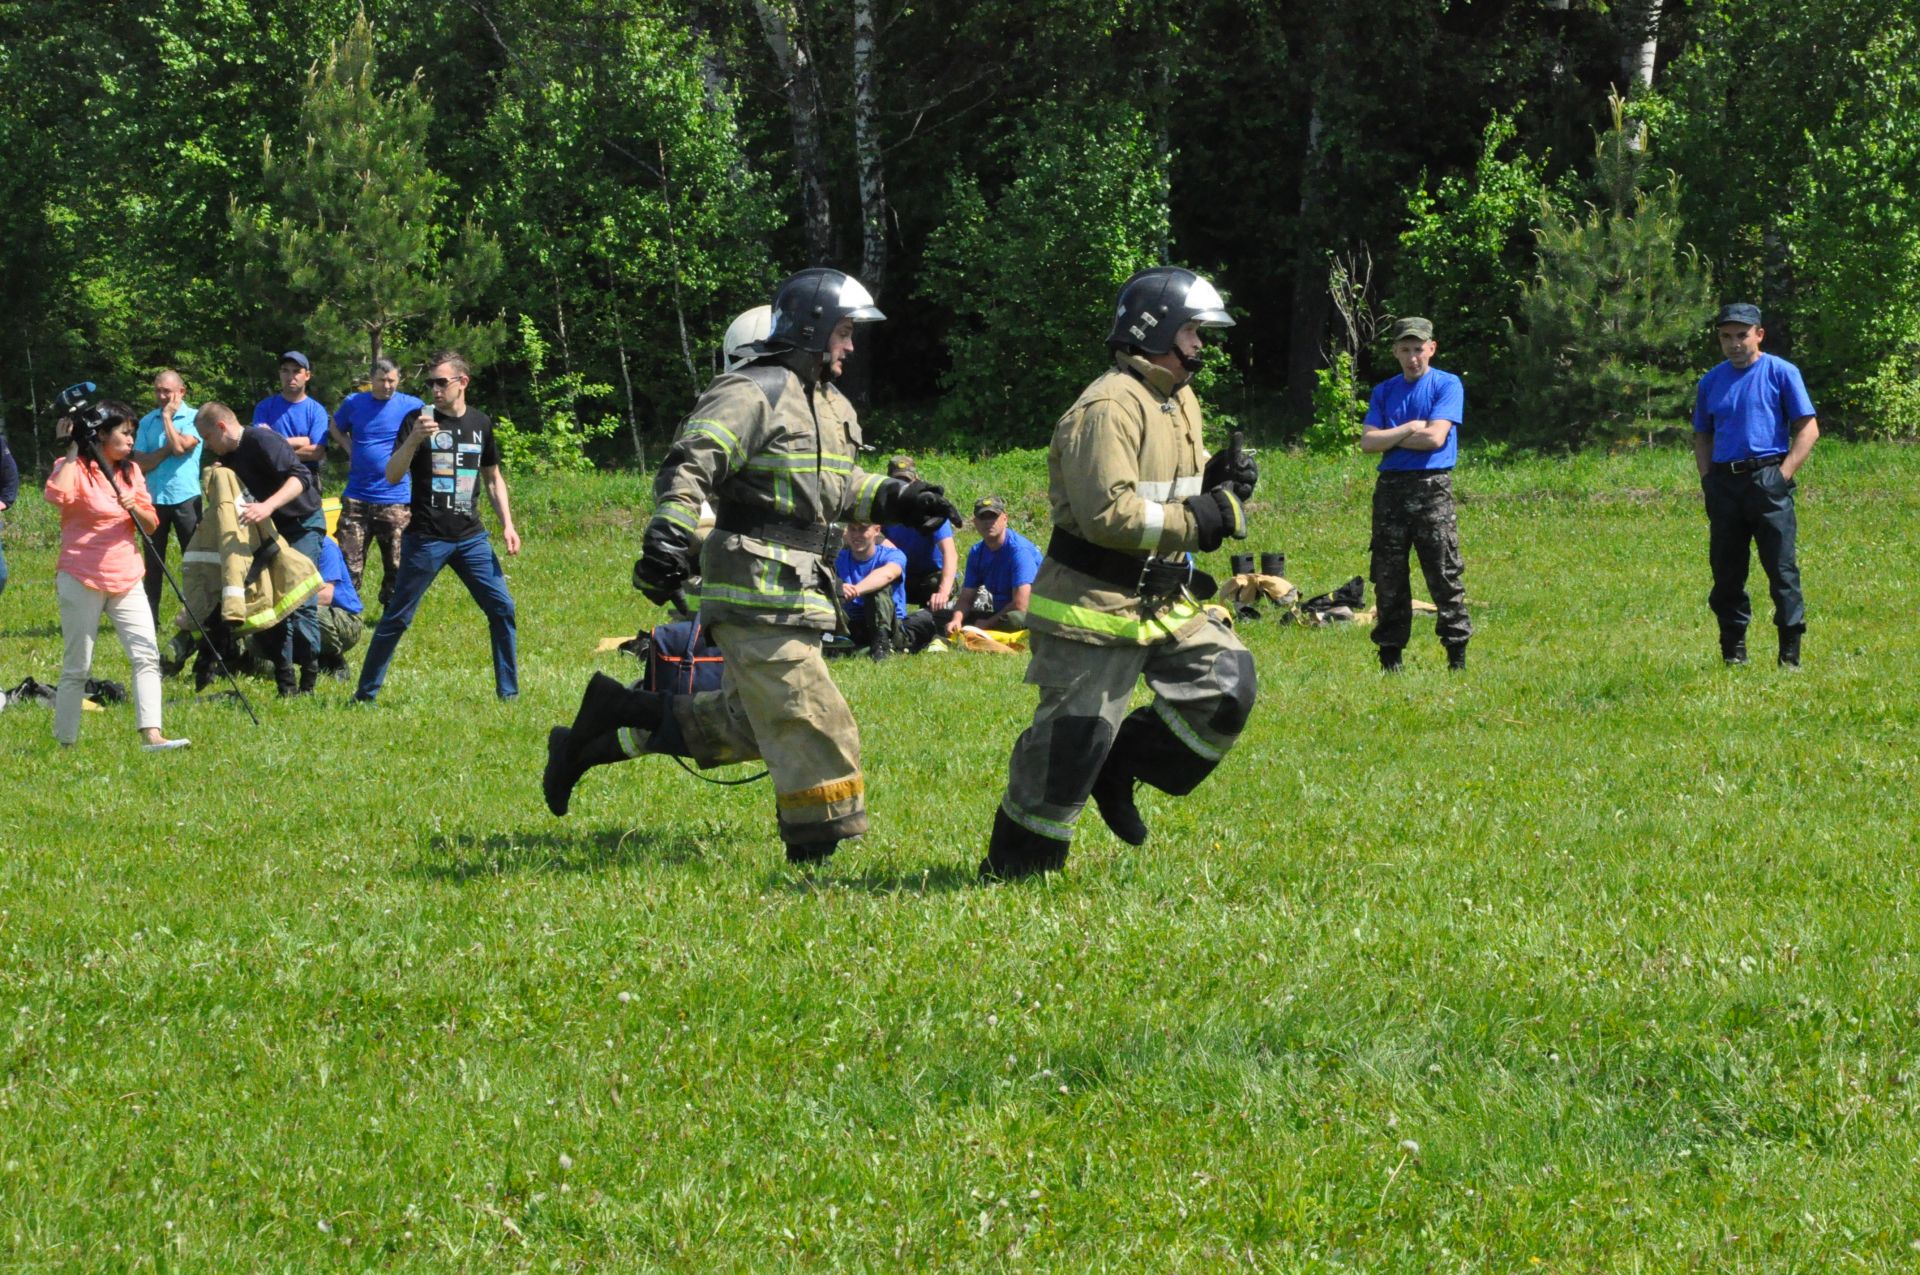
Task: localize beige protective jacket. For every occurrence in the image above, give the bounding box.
[178,465,322,636]
[1027,354,1216,647]
[650,362,890,631]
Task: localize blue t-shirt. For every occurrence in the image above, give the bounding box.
[315,535,363,615]
[1692,354,1815,463]
[252,394,331,489]
[836,543,908,622]
[883,521,955,577]
[963,528,1043,605]
[333,390,421,504]
[134,404,203,506]
[1364,368,1465,472]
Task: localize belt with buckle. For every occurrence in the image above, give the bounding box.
[713,504,839,557]
[1045,528,1215,604]
[1713,454,1786,476]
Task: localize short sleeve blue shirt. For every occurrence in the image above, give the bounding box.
[882,521,955,577]
[316,535,363,615]
[252,394,331,489]
[1364,368,1464,472]
[1692,354,1815,463]
[134,404,203,506]
[334,390,421,503]
[963,528,1043,603]
[836,543,908,622]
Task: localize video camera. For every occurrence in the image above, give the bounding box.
[53,381,114,452]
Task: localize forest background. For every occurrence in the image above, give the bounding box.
[2,0,1917,471]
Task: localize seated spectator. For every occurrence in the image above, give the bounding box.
[881,455,956,608]
[834,521,907,660]
[248,533,363,679]
[950,495,1041,635]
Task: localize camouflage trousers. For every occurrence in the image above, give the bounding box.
[1370,471,1471,649]
[667,623,867,848]
[334,498,411,606]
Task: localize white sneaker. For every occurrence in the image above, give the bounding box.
[141,737,191,752]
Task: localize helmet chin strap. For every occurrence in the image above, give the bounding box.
[1178,352,1205,374]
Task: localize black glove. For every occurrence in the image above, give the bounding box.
[1184,488,1248,553]
[879,478,964,536]
[632,520,695,606]
[1203,436,1258,501]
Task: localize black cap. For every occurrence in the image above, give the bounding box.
[1714,303,1762,328]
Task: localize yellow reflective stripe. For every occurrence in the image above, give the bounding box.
[1027,593,1198,642]
[849,473,887,521]
[1002,799,1075,841]
[701,583,835,613]
[1153,697,1224,762]
[655,503,700,532]
[776,774,865,810]
[234,570,322,635]
[743,452,855,471]
[684,419,745,463]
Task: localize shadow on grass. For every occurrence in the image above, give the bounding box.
[408,825,708,883]
[1,623,62,639]
[761,860,980,897]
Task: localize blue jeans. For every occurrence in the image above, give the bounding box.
[260,512,326,675]
[0,522,9,599]
[354,531,518,701]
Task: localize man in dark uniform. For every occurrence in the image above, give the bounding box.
[1693,302,1819,667]
[1362,316,1471,672]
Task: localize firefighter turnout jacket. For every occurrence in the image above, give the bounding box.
[1028,353,1217,647]
[178,465,322,636]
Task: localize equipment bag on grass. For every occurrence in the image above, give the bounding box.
[641,618,725,695]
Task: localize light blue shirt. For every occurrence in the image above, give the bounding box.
[134,404,203,506]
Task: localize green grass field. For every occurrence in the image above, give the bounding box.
[4,444,1919,1270]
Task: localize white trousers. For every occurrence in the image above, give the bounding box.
[55,570,163,744]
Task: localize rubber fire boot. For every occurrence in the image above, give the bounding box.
[1089,756,1149,847]
[784,838,839,865]
[543,725,630,816]
[568,672,665,760]
[1777,627,1802,669]
[1378,645,1404,673]
[1720,626,1748,666]
[1444,640,1468,672]
[979,808,1071,881]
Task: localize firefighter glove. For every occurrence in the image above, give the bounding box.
[633,519,695,606]
[1184,488,1247,552]
[880,478,963,536]
[1203,446,1259,501]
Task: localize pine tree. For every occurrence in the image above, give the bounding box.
[231,9,502,380]
[1507,93,1717,449]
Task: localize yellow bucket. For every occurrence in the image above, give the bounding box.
[323,496,342,538]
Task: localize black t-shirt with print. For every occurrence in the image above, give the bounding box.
[403,406,501,542]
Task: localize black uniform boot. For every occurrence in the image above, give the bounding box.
[568,672,666,759]
[1444,640,1468,672]
[1720,626,1748,666]
[296,661,319,695]
[868,621,893,663]
[274,661,299,697]
[979,808,1070,881]
[1378,645,1404,673]
[543,726,631,816]
[1777,627,1802,669]
[1089,758,1149,847]
[784,838,840,864]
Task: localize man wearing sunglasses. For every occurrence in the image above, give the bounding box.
[353,350,521,704]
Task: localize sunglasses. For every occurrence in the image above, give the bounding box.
[425,376,464,389]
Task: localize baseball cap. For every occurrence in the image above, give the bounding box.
[280,350,312,370]
[887,455,918,480]
[973,495,1007,518]
[1385,317,1434,343]
[1714,303,1762,327]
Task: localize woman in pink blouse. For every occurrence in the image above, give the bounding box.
[43,403,189,750]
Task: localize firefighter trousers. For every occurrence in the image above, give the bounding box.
[670,622,868,846]
[1000,618,1255,841]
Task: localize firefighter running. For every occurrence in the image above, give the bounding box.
[982,266,1260,880]
[542,269,960,863]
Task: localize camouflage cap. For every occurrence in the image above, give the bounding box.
[972,495,1008,517]
[887,455,918,480]
[1385,317,1434,343]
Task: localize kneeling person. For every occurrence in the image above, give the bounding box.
[835,521,907,660]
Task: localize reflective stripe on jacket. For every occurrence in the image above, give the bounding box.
[179,465,322,635]
[1028,354,1215,647]
[650,364,887,630]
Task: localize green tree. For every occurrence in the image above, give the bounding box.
[233,9,502,383]
[1506,94,1717,450]
[920,105,1170,447]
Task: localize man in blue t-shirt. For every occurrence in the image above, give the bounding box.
[252,351,332,493]
[833,521,909,660]
[1693,303,1820,668]
[953,495,1042,634]
[1361,316,1472,672]
[330,357,422,607]
[882,455,957,608]
[131,369,204,624]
